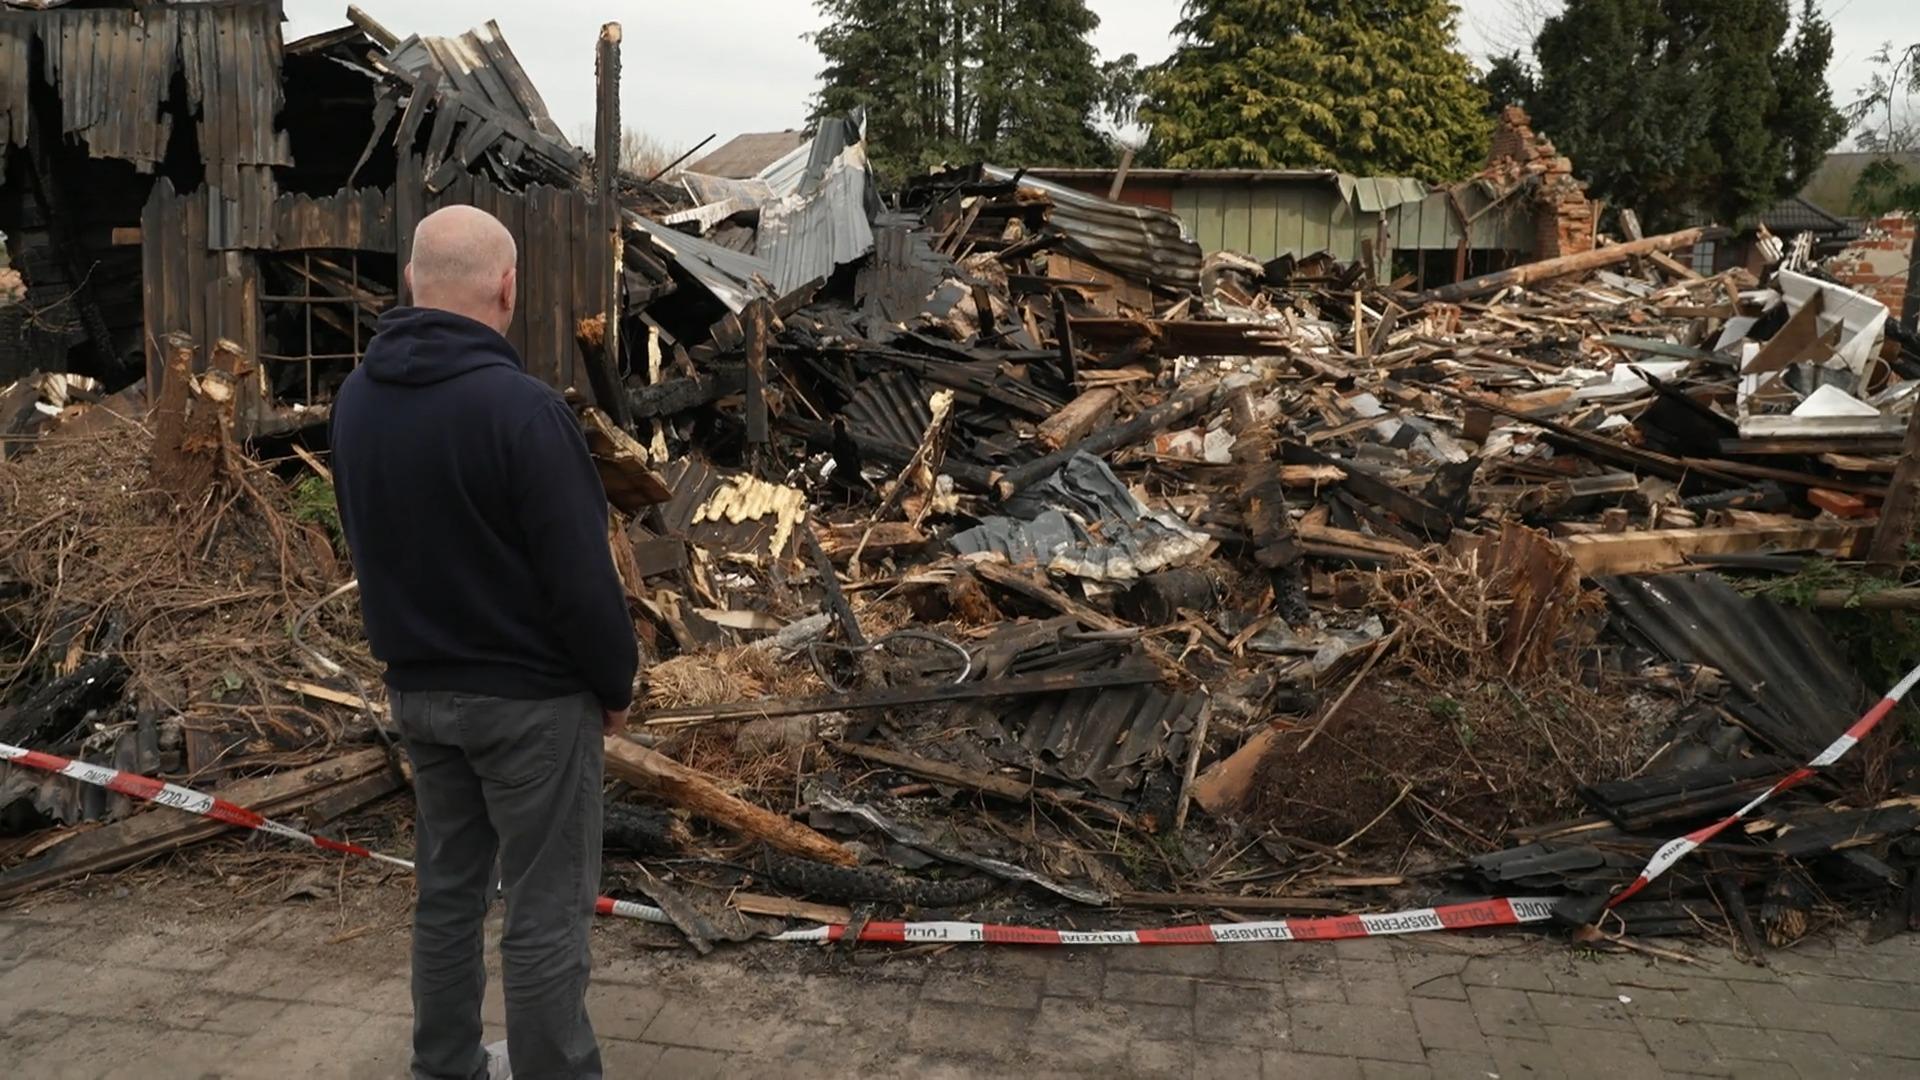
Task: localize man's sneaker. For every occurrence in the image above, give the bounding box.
[484,1040,512,1080]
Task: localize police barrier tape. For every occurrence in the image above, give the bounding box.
[0,736,1565,946]
[0,740,676,928]
[1605,659,1920,909]
[770,897,1561,945]
[30,656,1916,947]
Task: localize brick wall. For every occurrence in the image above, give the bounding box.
[1824,212,1916,319]
[1481,107,1595,261]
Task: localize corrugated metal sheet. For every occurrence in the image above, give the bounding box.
[950,453,1212,581]
[843,369,935,450]
[634,211,775,314]
[141,178,264,377]
[1168,172,1534,266]
[0,715,162,827]
[0,15,27,169]
[756,151,875,293]
[1600,572,1870,763]
[982,683,1202,798]
[1341,174,1429,213]
[982,164,1202,293]
[855,220,953,324]
[38,6,179,171]
[1383,180,1533,255]
[272,187,397,253]
[1174,178,1359,263]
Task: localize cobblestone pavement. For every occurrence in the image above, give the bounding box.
[3,892,1918,1078]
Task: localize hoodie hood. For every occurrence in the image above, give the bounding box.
[362,306,522,387]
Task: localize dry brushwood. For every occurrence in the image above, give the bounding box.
[0,417,371,754]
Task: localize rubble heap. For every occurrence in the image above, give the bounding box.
[5,3,1920,960]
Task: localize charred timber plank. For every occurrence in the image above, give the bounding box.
[1677,457,1888,497]
[968,559,1132,632]
[782,415,997,494]
[743,298,771,444]
[1051,289,1078,387]
[1870,391,1920,566]
[601,737,856,866]
[593,24,624,426]
[996,384,1226,499]
[636,665,1160,726]
[1037,387,1119,452]
[832,741,1137,828]
[576,315,632,430]
[0,749,393,900]
[1282,441,1454,536]
[1419,228,1706,304]
[801,522,865,647]
[1718,435,1904,456]
[1433,386,1740,486]
[626,366,743,419]
[1558,523,1870,576]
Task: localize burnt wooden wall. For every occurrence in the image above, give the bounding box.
[141,180,262,378]
[144,169,608,407]
[397,153,607,397]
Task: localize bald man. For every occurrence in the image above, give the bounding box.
[331,205,636,1080]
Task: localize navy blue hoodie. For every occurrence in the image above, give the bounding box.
[330,307,638,711]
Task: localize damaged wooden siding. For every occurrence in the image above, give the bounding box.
[0,3,290,184]
[144,170,609,404]
[141,179,262,379]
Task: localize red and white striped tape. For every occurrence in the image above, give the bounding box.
[1607,659,1920,908]
[0,739,674,924]
[0,736,1560,946]
[0,742,414,869]
[773,897,1560,945]
[34,655,1911,946]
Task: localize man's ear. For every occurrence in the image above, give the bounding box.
[404,262,414,301]
[500,266,517,310]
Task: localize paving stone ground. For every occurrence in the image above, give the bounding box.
[3,891,1918,1078]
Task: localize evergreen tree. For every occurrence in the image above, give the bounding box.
[809,0,1129,179]
[1138,1,1491,181]
[1477,52,1538,116]
[1528,0,1847,228]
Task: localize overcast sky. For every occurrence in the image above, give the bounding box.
[285,0,1908,154]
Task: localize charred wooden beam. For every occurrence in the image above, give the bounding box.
[635,664,1161,726]
[602,737,856,866]
[592,24,628,429]
[995,383,1226,499]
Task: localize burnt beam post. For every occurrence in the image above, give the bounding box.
[743,298,771,445]
[1870,394,1920,567]
[592,23,633,430]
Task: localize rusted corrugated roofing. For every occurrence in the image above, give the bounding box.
[981,165,1202,293]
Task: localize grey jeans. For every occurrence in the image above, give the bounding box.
[393,690,605,1080]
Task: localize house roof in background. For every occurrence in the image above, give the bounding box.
[1799,150,1920,216]
[686,130,809,179]
[1756,195,1854,237]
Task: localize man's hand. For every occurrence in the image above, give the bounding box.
[602,707,629,737]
